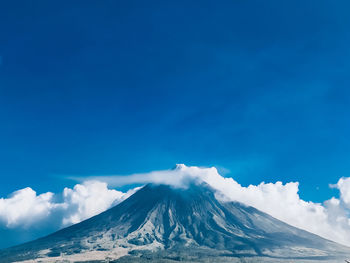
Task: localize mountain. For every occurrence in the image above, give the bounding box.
[1,183,350,262]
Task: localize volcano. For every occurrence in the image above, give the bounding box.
[1,183,350,262]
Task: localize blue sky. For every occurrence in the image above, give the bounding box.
[1,0,350,247]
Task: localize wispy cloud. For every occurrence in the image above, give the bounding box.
[70,164,212,188]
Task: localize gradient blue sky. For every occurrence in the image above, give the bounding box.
[1,0,350,206]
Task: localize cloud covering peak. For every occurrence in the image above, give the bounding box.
[80,164,350,246]
[77,163,221,188]
[2,165,350,247]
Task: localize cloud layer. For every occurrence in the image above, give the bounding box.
[2,165,350,247]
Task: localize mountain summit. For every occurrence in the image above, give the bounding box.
[1,183,350,262]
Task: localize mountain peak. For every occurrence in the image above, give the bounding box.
[1,183,350,262]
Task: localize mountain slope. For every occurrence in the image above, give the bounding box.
[1,183,350,262]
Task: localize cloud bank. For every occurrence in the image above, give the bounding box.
[0,181,139,231]
[2,164,350,247]
[78,164,350,246]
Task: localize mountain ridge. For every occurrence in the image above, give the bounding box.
[1,182,350,262]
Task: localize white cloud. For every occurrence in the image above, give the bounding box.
[0,181,139,230]
[80,164,350,246]
[61,181,139,225]
[61,181,124,225]
[2,165,350,247]
[335,177,350,207]
[0,187,57,228]
[181,165,350,246]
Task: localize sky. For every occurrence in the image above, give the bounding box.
[1,0,350,248]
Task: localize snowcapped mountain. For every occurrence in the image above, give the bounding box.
[1,182,350,262]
